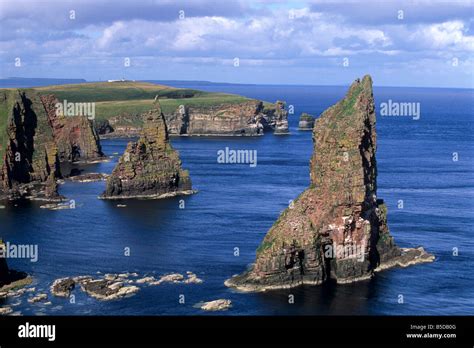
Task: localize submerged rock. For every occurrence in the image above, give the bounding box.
[101,101,193,200]
[0,306,13,315]
[226,76,434,292]
[27,293,48,303]
[298,113,314,130]
[39,202,73,210]
[80,279,139,301]
[68,173,108,183]
[50,277,75,297]
[200,299,232,311]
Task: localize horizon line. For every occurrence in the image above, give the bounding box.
[1,76,473,90]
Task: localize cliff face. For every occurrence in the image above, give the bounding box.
[101,102,192,199]
[0,90,103,201]
[226,76,433,292]
[267,101,289,134]
[0,90,61,201]
[41,95,103,162]
[166,100,266,136]
[99,100,289,137]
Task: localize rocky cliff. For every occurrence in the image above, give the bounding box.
[0,89,104,201]
[226,76,434,292]
[166,100,266,136]
[0,90,61,201]
[41,94,104,163]
[101,101,193,199]
[99,100,289,137]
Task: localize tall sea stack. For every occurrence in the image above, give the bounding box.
[101,101,193,199]
[226,75,434,292]
[0,90,61,201]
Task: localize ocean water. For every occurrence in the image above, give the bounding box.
[0,84,473,315]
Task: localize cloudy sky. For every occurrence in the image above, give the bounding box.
[0,0,473,87]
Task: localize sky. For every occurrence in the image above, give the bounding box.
[0,0,473,88]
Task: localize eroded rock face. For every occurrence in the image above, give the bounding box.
[40,94,103,163]
[270,101,289,134]
[101,102,193,199]
[100,100,290,137]
[225,76,433,292]
[0,90,105,200]
[166,100,266,136]
[0,90,61,201]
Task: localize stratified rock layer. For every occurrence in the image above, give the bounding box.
[101,102,192,199]
[102,100,289,137]
[0,89,105,201]
[40,94,103,162]
[270,101,289,134]
[226,76,434,292]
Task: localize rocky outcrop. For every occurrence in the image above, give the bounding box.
[266,100,289,134]
[0,90,62,201]
[200,299,232,311]
[40,94,104,163]
[0,240,31,291]
[101,101,193,199]
[298,113,314,130]
[0,241,10,285]
[226,76,434,292]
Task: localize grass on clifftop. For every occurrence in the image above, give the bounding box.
[34,81,251,125]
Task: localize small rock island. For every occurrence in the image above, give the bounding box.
[101,101,193,200]
[226,75,434,292]
[298,113,314,130]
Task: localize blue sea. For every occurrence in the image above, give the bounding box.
[1,83,473,315]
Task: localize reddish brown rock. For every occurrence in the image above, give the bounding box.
[225,76,433,292]
[40,94,104,163]
[101,101,192,199]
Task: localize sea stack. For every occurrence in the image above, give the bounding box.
[0,90,62,201]
[298,113,314,130]
[101,101,193,199]
[226,75,434,292]
[272,101,289,134]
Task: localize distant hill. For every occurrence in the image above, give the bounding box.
[0,77,87,88]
